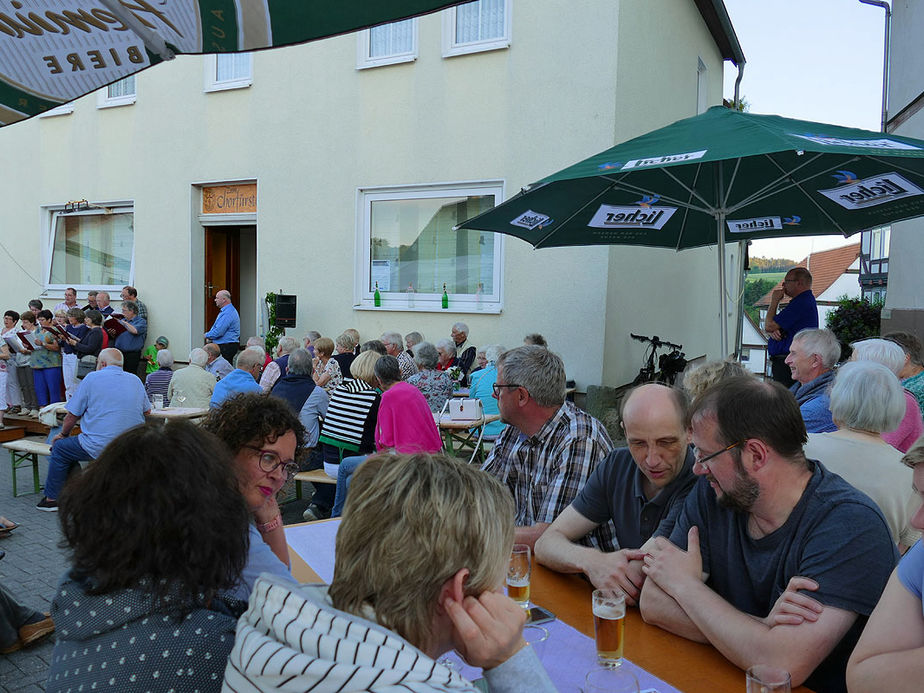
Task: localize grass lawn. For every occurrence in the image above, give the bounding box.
[746,270,786,286]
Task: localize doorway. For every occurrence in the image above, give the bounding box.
[204,226,256,342]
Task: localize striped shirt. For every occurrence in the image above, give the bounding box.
[319,379,381,452]
[482,401,616,550]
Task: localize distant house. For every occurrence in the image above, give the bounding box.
[739,311,768,376]
[749,243,861,374]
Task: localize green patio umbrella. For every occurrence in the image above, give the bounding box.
[0,0,462,126]
[456,105,924,354]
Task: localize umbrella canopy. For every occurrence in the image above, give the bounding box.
[457,106,924,353]
[0,0,461,126]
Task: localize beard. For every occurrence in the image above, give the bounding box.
[714,468,760,513]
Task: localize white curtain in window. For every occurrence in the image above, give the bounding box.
[369,19,413,58]
[216,53,251,82]
[107,75,135,99]
[455,0,504,44]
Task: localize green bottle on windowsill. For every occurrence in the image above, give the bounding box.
[374,282,381,307]
[442,283,449,309]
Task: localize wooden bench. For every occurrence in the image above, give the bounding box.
[2,439,50,497]
[293,469,336,501]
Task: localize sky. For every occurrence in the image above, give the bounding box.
[721,0,887,262]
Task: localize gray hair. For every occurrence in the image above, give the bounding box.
[277,336,299,355]
[189,348,209,368]
[885,331,924,367]
[451,322,469,336]
[156,349,174,368]
[381,332,403,349]
[287,348,313,376]
[335,332,356,353]
[792,328,841,369]
[242,344,265,362]
[683,359,753,400]
[305,331,322,344]
[496,345,565,408]
[830,360,905,433]
[851,338,905,376]
[484,345,504,364]
[413,342,439,369]
[99,348,123,368]
[405,331,424,348]
[121,300,139,315]
[374,354,402,385]
[237,348,264,371]
[435,338,455,354]
[246,336,265,348]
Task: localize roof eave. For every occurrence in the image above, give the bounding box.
[693,0,746,66]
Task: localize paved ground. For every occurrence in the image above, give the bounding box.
[0,430,316,692]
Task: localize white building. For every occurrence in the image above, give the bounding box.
[0,0,744,389]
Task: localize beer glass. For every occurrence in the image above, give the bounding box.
[746,665,791,693]
[592,588,626,665]
[584,665,639,693]
[506,544,531,608]
[152,394,164,409]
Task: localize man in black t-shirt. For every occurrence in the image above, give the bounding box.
[535,384,695,604]
[640,377,896,693]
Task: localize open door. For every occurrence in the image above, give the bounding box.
[204,227,241,331]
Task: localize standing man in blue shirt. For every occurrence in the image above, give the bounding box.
[36,348,150,511]
[205,289,240,366]
[764,267,817,387]
[114,301,146,379]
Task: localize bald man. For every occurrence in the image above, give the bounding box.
[205,289,241,364]
[535,384,696,604]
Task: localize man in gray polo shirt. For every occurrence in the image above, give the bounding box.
[535,384,695,604]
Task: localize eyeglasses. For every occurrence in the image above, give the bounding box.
[693,441,743,468]
[244,445,298,480]
[492,383,521,396]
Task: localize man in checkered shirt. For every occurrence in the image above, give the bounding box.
[482,345,614,550]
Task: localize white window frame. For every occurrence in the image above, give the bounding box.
[355,181,505,313]
[96,76,136,109]
[39,103,74,118]
[696,58,709,114]
[357,18,418,69]
[42,201,135,292]
[442,0,511,58]
[204,53,253,92]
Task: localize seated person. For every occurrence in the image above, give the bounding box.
[450,322,477,375]
[331,332,356,379]
[223,452,555,692]
[167,347,216,408]
[0,583,54,654]
[332,354,441,516]
[682,358,753,399]
[640,376,897,692]
[535,384,696,603]
[144,347,174,405]
[209,347,263,408]
[200,393,305,600]
[361,339,387,356]
[885,330,924,417]
[46,421,251,692]
[847,435,924,693]
[804,360,920,552]
[406,341,454,413]
[523,333,548,347]
[785,328,839,433]
[850,338,924,452]
[468,344,507,437]
[269,348,317,413]
[482,346,613,549]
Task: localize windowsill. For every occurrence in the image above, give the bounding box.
[97,96,136,109]
[39,104,74,118]
[205,78,253,93]
[357,54,417,70]
[443,38,510,58]
[354,302,502,314]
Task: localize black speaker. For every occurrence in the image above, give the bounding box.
[275,294,297,328]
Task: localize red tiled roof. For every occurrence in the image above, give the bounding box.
[755,242,860,307]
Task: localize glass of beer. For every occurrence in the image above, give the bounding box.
[506,544,531,609]
[592,588,626,666]
[746,665,791,693]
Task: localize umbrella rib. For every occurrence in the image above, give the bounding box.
[729,152,828,210]
[659,167,716,212]
[675,162,707,250]
[598,177,714,215]
[722,158,743,208]
[758,154,849,235]
[866,155,924,180]
[532,181,620,248]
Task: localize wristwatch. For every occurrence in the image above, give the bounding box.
[257,515,282,533]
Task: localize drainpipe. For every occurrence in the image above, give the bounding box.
[733,63,745,110]
[859,0,891,133]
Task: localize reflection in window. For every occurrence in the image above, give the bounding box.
[49,210,133,287]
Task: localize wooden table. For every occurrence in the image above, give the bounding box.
[434,412,500,461]
[287,530,810,693]
[147,406,209,421]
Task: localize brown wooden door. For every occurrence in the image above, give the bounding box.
[204,227,241,331]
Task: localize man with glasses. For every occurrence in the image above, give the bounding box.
[639,376,896,693]
[535,384,696,604]
[764,267,817,387]
[482,345,613,550]
[201,392,306,601]
[37,348,150,511]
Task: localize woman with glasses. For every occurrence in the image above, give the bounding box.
[201,392,307,601]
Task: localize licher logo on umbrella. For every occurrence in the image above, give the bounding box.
[588,196,676,230]
[819,171,924,210]
[510,210,553,231]
[792,133,923,151]
[726,215,799,232]
[597,161,623,171]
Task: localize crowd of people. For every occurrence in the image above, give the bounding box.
[2,280,924,692]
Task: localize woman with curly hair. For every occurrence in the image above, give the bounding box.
[47,421,251,692]
[200,392,306,599]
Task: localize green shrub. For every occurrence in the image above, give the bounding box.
[825,296,883,345]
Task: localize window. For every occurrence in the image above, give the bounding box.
[204,53,253,92]
[442,0,510,57]
[45,204,134,290]
[97,76,136,108]
[357,19,417,69]
[696,58,708,114]
[357,182,505,312]
[740,348,751,362]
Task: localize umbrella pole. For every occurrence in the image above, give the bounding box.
[717,212,728,357]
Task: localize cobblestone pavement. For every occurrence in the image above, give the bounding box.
[0,435,65,693]
[0,433,315,692]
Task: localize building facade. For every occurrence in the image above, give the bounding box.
[0,0,742,389]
